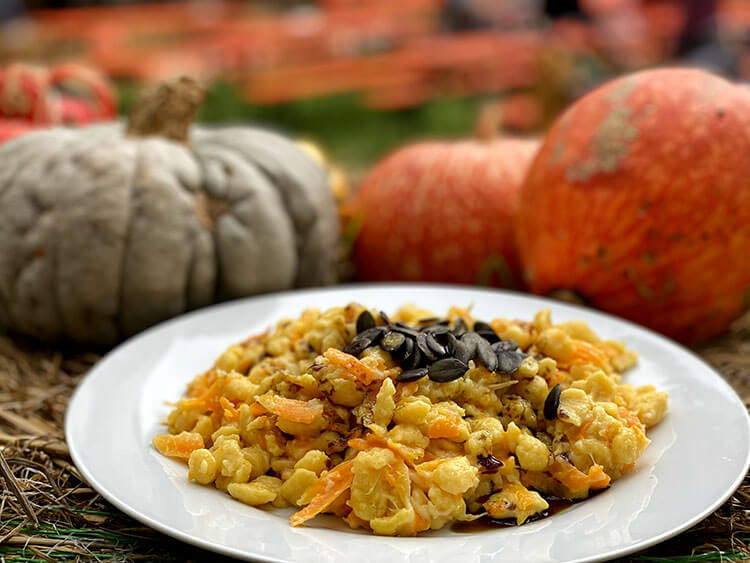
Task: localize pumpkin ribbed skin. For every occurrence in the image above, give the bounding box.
[352,139,538,286]
[517,68,750,343]
[0,123,338,345]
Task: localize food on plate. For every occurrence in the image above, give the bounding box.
[154,303,667,535]
[517,67,750,343]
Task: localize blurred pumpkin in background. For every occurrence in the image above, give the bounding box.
[0,62,116,142]
[0,77,339,346]
[350,102,539,287]
[517,67,750,343]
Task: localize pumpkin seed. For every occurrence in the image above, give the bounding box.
[473,321,500,344]
[403,345,424,370]
[391,322,420,338]
[544,384,562,420]
[425,332,447,357]
[428,358,468,382]
[416,333,439,361]
[496,349,526,374]
[397,367,428,382]
[381,331,406,353]
[392,336,415,361]
[476,338,499,372]
[460,332,482,358]
[423,323,451,336]
[356,310,376,334]
[446,333,472,365]
[492,340,520,353]
[342,326,386,357]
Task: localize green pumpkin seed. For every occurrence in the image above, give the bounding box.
[343,326,386,357]
[428,358,468,382]
[452,317,467,336]
[397,367,428,382]
[403,345,424,370]
[446,333,472,365]
[473,321,500,344]
[356,310,376,334]
[393,336,415,361]
[492,340,520,353]
[496,349,526,374]
[544,384,562,420]
[477,338,498,372]
[460,332,482,358]
[381,331,406,353]
[416,333,439,361]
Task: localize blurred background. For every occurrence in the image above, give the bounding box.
[1,0,747,175]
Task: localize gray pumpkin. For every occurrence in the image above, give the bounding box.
[0,78,338,345]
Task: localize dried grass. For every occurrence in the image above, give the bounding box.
[0,320,747,562]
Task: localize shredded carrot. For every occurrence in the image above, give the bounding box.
[324,348,378,385]
[549,459,611,493]
[258,395,323,424]
[219,397,239,422]
[290,459,355,526]
[348,434,421,464]
[186,369,218,398]
[347,436,382,451]
[548,369,567,387]
[569,341,610,368]
[152,432,204,460]
[427,416,461,439]
[249,402,268,418]
[622,462,635,473]
[618,407,643,429]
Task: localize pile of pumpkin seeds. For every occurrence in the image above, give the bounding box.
[343,310,529,384]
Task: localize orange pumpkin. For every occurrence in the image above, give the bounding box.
[350,124,538,286]
[0,63,116,142]
[517,68,750,343]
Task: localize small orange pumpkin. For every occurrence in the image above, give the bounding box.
[350,119,538,286]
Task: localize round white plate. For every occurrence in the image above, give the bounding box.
[66,284,750,563]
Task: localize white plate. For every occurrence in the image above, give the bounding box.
[66,284,750,563]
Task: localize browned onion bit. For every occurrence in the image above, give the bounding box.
[477,454,504,472]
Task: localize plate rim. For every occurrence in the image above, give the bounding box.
[65,282,750,563]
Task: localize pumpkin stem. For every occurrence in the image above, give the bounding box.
[126,76,205,143]
[474,99,504,142]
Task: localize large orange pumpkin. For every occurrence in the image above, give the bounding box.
[350,132,538,286]
[517,68,750,343]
